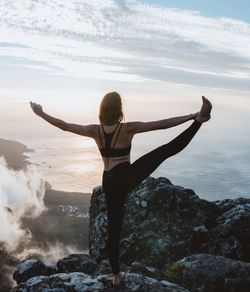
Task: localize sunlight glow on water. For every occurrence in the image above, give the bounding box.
[21,136,103,193]
[17,125,250,202]
[1,95,250,201]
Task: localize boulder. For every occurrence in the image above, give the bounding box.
[206,198,250,261]
[13,259,51,284]
[57,254,99,274]
[177,253,250,291]
[89,177,250,268]
[12,271,187,291]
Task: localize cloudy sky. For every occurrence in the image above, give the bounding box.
[0,0,250,198]
[0,0,250,124]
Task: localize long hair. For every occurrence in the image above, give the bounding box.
[99,91,124,125]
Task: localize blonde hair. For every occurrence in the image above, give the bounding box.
[99,91,124,125]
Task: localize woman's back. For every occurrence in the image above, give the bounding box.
[95,122,133,171]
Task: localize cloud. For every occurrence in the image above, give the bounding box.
[0,155,87,290]
[0,156,46,251]
[0,0,250,90]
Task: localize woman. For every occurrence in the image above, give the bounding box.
[30,92,212,287]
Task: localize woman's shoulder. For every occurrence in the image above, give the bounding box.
[123,121,141,133]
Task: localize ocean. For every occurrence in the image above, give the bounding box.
[1,109,250,201]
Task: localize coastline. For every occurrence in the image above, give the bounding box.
[0,137,91,291]
[0,137,91,195]
[0,136,91,246]
[0,137,34,171]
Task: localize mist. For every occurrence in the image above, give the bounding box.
[0,156,46,251]
[0,155,88,290]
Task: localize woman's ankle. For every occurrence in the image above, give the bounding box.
[195,113,211,124]
[112,272,122,285]
[194,117,203,124]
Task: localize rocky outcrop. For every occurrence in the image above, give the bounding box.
[11,253,250,291]
[56,254,98,274]
[13,258,57,284]
[12,176,250,291]
[207,198,250,261]
[89,177,250,268]
[12,255,187,291]
[178,253,250,291]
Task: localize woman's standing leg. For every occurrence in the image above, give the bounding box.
[127,119,202,192]
[102,163,130,277]
[105,190,126,275]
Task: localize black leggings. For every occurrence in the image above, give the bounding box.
[102,119,202,274]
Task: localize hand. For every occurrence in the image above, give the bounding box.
[30,101,43,116]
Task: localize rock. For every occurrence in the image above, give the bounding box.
[12,176,250,291]
[88,185,109,262]
[57,254,99,275]
[12,275,50,291]
[207,198,250,261]
[12,272,102,292]
[177,253,250,291]
[12,271,187,291]
[13,259,49,284]
[88,177,213,267]
[46,262,58,275]
[89,177,250,268]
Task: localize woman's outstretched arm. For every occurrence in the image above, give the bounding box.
[126,113,198,134]
[30,101,96,138]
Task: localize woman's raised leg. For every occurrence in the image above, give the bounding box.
[127,119,202,192]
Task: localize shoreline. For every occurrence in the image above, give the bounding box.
[0,135,91,245]
[0,137,91,291]
[0,137,91,196]
[0,137,34,171]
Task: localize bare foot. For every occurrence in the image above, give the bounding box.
[196,96,212,123]
[112,272,122,287]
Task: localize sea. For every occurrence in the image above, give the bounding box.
[1,115,250,202]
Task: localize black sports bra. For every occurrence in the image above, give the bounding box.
[98,123,131,157]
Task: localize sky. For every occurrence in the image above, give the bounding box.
[146,0,250,22]
[0,0,250,198]
[0,0,250,125]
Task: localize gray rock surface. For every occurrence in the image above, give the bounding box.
[207,198,250,261]
[57,254,99,274]
[89,176,250,268]
[12,268,187,291]
[177,253,250,291]
[12,176,250,291]
[13,258,55,284]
